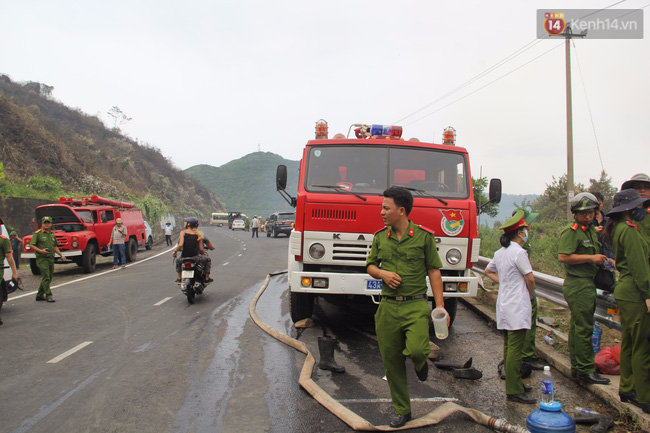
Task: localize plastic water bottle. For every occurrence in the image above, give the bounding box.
[542,366,554,404]
[543,335,555,346]
[592,323,603,354]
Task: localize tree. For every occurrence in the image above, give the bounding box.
[587,170,616,212]
[473,176,499,217]
[107,106,132,130]
[534,174,585,222]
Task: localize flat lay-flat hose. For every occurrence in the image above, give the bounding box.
[250,273,528,432]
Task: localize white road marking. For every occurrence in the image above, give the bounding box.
[47,341,93,364]
[154,297,172,306]
[223,262,229,266]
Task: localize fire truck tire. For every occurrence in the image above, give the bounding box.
[81,244,97,273]
[29,259,41,275]
[125,239,137,263]
[290,292,314,322]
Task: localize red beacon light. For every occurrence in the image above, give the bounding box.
[315,119,328,139]
[443,126,456,145]
[370,124,403,139]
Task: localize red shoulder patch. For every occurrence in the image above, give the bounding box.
[418,225,436,235]
[626,221,639,230]
[0,235,7,240]
[570,223,579,231]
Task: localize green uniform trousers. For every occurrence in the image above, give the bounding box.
[36,257,54,299]
[375,298,431,415]
[562,276,596,374]
[617,299,650,404]
[522,295,538,359]
[503,329,527,394]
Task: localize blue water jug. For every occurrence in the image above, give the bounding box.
[526,401,575,433]
[592,322,603,354]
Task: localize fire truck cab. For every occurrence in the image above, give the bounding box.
[22,195,147,274]
[277,121,501,325]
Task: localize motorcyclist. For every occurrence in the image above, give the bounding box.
[172,217,213,284]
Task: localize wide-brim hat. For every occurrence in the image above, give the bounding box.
[500,209,528,233]
[116,218,123,223]
[606,189,650,216]
[512,207,539,225]
[621,173,650,190]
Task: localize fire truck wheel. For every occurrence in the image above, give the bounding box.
[29,259,41,275]
[82,243,97,273]
[290,292,314,322]
[125,239,137,263]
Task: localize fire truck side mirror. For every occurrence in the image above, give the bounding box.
[276,165,288,191]
[488,178,502,204]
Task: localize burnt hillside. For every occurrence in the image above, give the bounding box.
[0,75,222,214]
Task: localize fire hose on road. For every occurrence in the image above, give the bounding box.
[249,273,529,432]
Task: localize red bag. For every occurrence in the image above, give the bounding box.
[595,345,621,375]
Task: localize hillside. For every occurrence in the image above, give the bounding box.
[479,193,538,228]
[185,152,299,218]
[0,75,222,217]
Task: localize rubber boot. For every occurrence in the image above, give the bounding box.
[433,357,472,370]
[574,413,613,433]
[318,337,345,373]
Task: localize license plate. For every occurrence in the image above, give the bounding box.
[366,279,382,290]
[182,270,194,279]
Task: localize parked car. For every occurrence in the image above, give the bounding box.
[266,212,295,237]
[144,221,154,250]
[231,219,245,231]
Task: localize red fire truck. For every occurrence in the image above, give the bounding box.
[22,195,147,274]
[276,121,501,325]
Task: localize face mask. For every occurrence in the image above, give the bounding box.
[630,207,647,221]
[521,229,529,243]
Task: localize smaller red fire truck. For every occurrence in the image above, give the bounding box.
[22,195,147,274]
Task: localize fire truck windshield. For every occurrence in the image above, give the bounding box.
[305,145,469,198]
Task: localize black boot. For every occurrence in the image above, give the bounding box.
[433,357,472,370]
[318,337,345,373]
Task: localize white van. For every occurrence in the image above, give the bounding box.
[210,212,228,227]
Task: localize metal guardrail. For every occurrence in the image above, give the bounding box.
[473,256,621,331]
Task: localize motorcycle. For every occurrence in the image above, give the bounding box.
[179,257,208,304]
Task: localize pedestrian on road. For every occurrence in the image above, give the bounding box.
[484,210,536,405]
[164,222,173,246]
[557,193,610,385]
[366,186,447,428]
[251,216,259,238]
[621,173,650,256]
[110,218,128,269]
[0,224,19,325]
[603,188,650,413]
[9,231,22,269]
[30,216,66,302]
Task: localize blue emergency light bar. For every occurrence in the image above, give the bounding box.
[370,124,403,138]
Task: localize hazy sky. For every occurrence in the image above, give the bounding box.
[2,1,648,195]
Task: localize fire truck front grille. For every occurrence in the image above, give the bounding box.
[55,236,68,247]
[312,208,357,221]
[332,243,370,262]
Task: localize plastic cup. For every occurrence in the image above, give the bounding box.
[431,307,448,340]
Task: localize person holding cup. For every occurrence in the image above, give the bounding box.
[484,210,536,404]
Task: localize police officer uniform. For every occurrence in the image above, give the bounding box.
[621,173,650,258]
[557,194,609,383]
[30,216,60,301]
[607,189,650,412]
[366,220,442,418]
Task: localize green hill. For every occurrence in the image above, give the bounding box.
[185,152,299,218]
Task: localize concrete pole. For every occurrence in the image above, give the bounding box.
[565,33,574,220]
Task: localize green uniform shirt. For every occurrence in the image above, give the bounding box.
[558,222,601,278]
[366,220,443,297]
[612,220,650,302]
[30,229,58,259]
[638,207,650,256]
[0,236,11,258]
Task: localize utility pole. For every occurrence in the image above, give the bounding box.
[555,25,586,219]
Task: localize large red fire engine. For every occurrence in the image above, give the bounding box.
[276,120,501,325]
[22,195,147,274]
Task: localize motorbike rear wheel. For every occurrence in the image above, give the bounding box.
[186,283,195,304]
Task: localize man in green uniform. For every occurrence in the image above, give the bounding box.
[30,216,66,302]
[621,173,650,253]
[557,193,610,384]
[0,224,19,325]
[366,186,447,428]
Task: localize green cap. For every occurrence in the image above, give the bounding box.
[499,209,528,233]
[9,230,17,236]
[512,207,539,225]
[42,216,53,223]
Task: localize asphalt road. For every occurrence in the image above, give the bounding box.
[1,227,615,433]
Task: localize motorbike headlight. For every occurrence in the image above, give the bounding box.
[309,243,325,260]
[446,248,462,265]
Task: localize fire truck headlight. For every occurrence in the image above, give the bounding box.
[25,244,31,250]
[446,248,462,265]
[309,243,325,260]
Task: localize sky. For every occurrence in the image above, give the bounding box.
[1,1,648,195]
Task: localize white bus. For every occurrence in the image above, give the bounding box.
[210,212,228,227]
